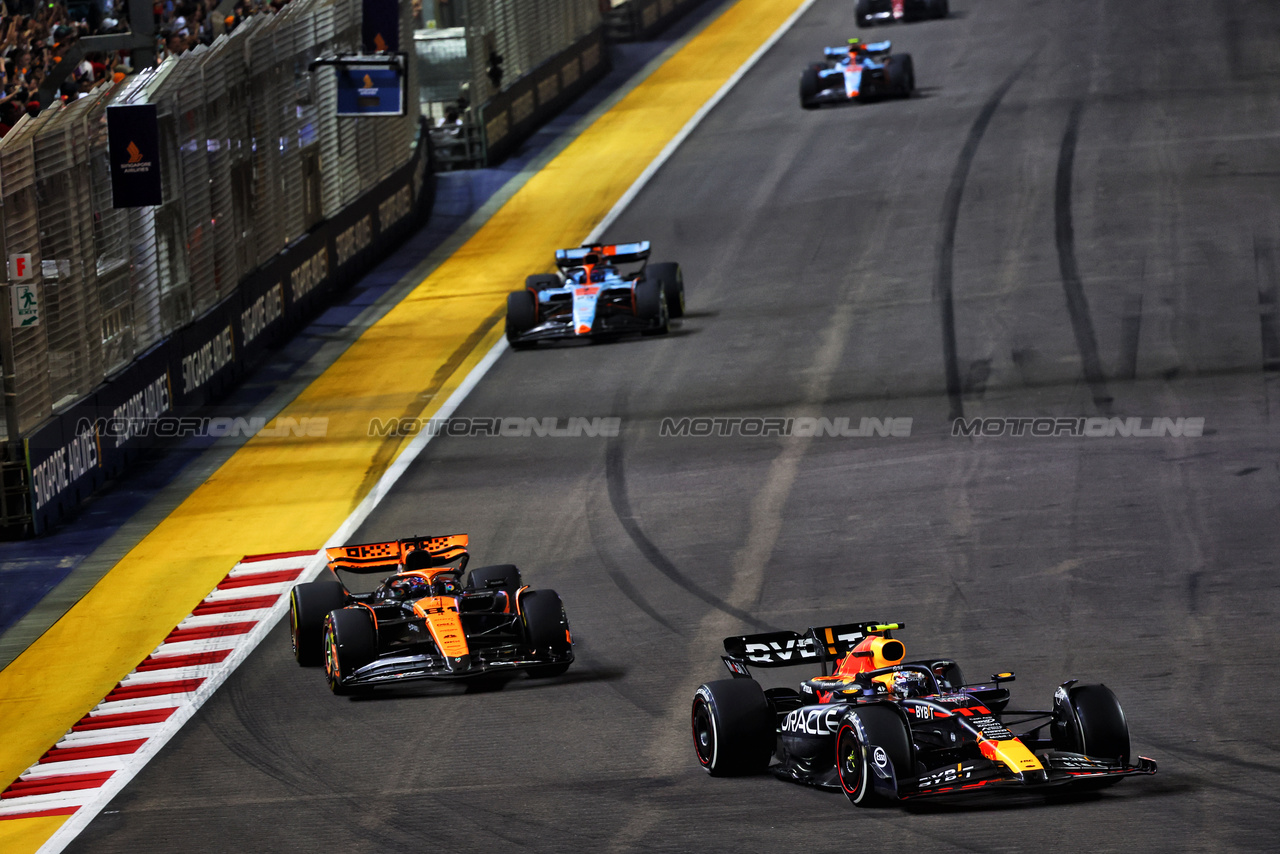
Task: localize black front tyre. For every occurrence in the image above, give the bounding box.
[323,608,377,695]
[506,290,538,347]
[800,67,822,109]
[691,679,775,776]
[290,581,347,666]
[645,262,685,318]
[635,277,669,335]
[521,589,572,677]
[888,54,915,98]
[1052,683,1131,765]
[836,705,911,806]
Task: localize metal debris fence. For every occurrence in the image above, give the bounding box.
[0,0,417,444]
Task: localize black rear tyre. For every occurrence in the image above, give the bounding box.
[692,679,775,776]
[506,290,537,347]
[888,54,915,98]
[467,563,522,592]
[855,0,872,27]
[323,608,377,695]
[526,274,560,290]
[521,589,572,677]
[645,262,685,318]
[1052,683,1130,764]
[290,581,347,667]
[836,705,911,806]
[800,67,822,109]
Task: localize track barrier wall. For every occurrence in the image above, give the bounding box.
[604,0,710,41]
[0,0,432,535]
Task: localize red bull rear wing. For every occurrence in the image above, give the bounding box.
[723,622,903,666]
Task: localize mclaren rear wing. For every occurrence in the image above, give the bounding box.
[554,241,650,268]
[721,621,903,678]
[324,534,470,574]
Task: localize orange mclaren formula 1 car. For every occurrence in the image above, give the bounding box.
[289,535,573,694]
[692,621,1156,805]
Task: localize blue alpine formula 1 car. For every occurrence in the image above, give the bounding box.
[505,242,685,348]
[800,39,914,108]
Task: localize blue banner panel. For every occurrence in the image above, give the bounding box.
[362,0,400,52]
[336,67,405,117]
[107,104,163,208]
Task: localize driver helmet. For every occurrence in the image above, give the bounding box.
[892,670,930,698]
[388,574,430,599]
[847,38,863,52]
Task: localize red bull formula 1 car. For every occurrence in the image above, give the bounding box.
[856,0,949,28]
[691,621,1156,805]
[289,535,573,694]
[800,39,915,108]
[505,241,685,348]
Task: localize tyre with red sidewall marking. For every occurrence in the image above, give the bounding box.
[836,704,911,806]
[324,608,376,695]
[691,679,774,776]
[290,581,347,666]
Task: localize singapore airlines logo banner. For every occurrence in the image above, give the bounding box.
[335,65,405,117]
[107,104,163,208]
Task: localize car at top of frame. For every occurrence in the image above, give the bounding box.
[289,534,573,694]
[691,620,1156,806]
[800,38,915,108]
[855,0,950,28]
[505,241,685,347]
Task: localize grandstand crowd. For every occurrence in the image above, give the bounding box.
[0,0,289,134]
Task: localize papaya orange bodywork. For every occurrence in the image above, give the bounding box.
[412,595,469,658]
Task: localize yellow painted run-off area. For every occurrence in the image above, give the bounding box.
[0,0,806,849]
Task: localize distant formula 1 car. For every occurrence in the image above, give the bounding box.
[692,621,1156,805]
[855,0,949,28]
[289,535,573,694]
[505,241,685,347]
[800,39,914,108]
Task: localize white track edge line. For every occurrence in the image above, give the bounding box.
[35,5,815,849]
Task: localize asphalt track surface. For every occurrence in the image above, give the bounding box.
[68,0,1280,851]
